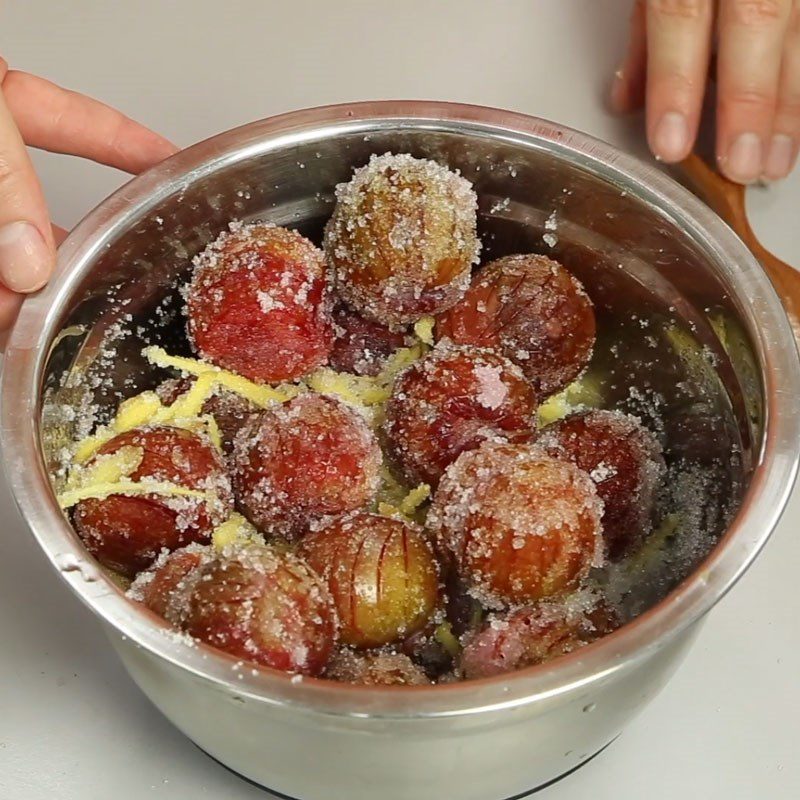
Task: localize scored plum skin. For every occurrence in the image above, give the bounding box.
[460,598,620,679]
[130,543,215,626]
[324,153,480,326]
[437,254,596,397]
[187,222,334,383]
[300,512,440,649]
[184,545,338,676]
[385,344,538,487]
[429,441,604,609]
[537,409,666,560]
[231,394,382,541]
[73,426,233,578]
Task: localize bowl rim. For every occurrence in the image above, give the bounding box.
[3,99,799,719]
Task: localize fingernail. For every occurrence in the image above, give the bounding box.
[0,221,53,293]
[723,133,763,184]
[652,111,690,163]
[763,134,795,181]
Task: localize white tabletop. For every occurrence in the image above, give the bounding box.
[2,2,799,798]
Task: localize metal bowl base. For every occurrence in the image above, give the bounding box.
[195,738,618,800]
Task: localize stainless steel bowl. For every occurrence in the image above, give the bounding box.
[3,101,799,800]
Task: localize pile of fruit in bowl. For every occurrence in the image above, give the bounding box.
[54,152,678,686]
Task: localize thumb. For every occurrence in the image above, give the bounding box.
[0,69,56,294]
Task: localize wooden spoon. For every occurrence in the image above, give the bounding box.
[678,153,800,342]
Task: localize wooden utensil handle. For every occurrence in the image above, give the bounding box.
[680,154,800,341]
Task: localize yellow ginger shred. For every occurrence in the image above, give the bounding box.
[60,439,217,512]
[413,315,435,346]
[382,342,427,380]
[57,480,204,510]
[211,512,262,550]
[74,395,165,463]
[142,346,301,408]
[73,348,301,462]
[202,414,223,452]
[306,341,428,408]
[537,373,605,427]
[377,501,402,518]
[375,465,410,510]
[400,483,431,516]
[433,622,461,657]
[115,391,163,431]
[64,446,144,492]
[378,483,431,521]
[164,372,216,420]
[305,369,390,407]
[74,432,113,464]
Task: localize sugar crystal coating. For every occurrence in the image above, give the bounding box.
[184,543,337,675]
[73,426,233,577]
[437,254,595,396]
[54,151,710,685]
[429,441,604,608]
[232,394,382,540]
[385,344,538,486]
[329,304,413,376]
[129,543,215,626]
[537,409,666,559]
[461,594,619,679]
[300,512,439,648]
[186,223,334,383]
[324,153,480,326]
[326,648,430,686]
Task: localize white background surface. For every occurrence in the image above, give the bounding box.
[1,2,799,798]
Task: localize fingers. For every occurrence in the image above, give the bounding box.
[0,224,68,341]
[611,0,649,112]
[716,0,793,182]
[765,1,800,178]
[0,284,23,334]
[611,2,716,162]
[0,63,176,338]
[2,70,177,175]
[612,0,800,181]
[644,0,715,163]
[0,86,56,295]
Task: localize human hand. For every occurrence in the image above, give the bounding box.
[611,0,800,183]
[0,59,176,332]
